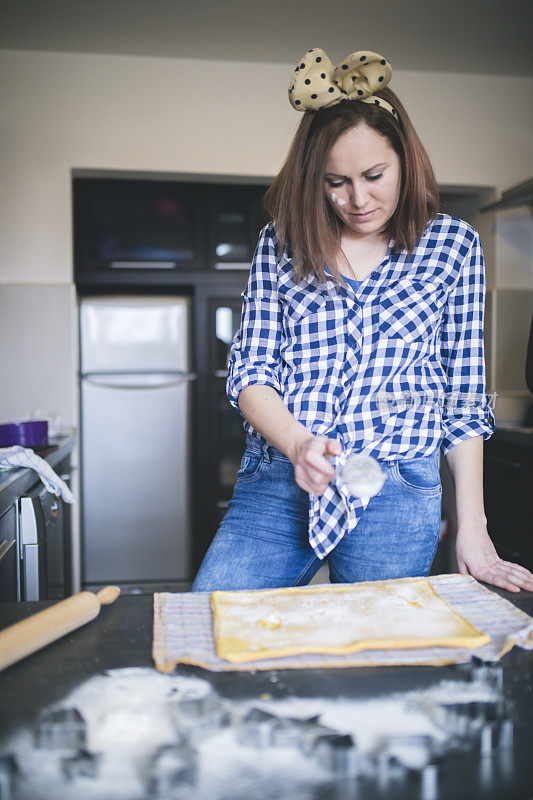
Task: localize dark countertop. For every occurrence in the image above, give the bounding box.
[0,588,532,799]
[0,433,76,516]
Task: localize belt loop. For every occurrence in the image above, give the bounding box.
[262,441,271,463]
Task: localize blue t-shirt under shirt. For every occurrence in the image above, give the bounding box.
[343,275,359,292]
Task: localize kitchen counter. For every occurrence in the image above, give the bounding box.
[0,588,532,799]
[0,433,76,517]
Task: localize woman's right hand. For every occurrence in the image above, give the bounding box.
[290,436,343,496]
[237,385,342,495]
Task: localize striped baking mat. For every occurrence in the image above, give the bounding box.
[152,574,533,673]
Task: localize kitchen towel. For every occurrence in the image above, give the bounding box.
[0,446,74,503]
[152,574,533,673]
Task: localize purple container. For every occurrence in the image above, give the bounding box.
[0,420,48,448]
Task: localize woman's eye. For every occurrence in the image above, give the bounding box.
[366,173,382,182]
[327,180,344,187]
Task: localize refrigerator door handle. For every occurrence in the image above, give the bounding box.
[82,373,196,390]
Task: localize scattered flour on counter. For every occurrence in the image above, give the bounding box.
[250,678,500,759]
[8,670,212,800]
[5,668,502,800]
[197,729,325,800]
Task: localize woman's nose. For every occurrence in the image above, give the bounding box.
[349,182,370,209]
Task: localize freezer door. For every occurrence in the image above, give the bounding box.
[80,296,190,373]
[81,376,191,585]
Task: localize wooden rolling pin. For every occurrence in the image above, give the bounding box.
[0,586,120,672]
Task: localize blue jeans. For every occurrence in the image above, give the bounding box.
[191,435,442,591]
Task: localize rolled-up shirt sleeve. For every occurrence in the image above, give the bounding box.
[439,230,495,454]
[226,224,283,413]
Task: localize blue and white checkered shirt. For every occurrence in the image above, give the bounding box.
[227,213,495,558]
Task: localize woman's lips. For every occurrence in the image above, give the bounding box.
[350,210,376,221]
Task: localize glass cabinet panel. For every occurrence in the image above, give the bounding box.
[215,211,249,265]
[216,383,246,489]
[207,297,247,498]
[211,185,270,270]
[214,305,242,373]
[74,178,202,274]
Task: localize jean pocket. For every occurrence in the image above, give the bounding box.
[389,454,442,496]
[236,451,266,483]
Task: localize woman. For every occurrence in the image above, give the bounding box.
[192,49,533,594]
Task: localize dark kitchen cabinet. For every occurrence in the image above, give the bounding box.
[209,298,247,497]
[189,185,268,569]
[74,176,270,289]
[208,184,270,271]
[192,284,249,572]
[483,430,533,570]
[74,178,205,280]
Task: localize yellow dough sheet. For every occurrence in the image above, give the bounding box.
[210,578,491,664]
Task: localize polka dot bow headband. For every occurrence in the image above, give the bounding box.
[289,48,396,117]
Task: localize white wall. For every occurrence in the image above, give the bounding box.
[0,284,77,424]
[0,49,532,424]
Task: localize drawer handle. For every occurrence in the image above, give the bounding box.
[0,539,16,564]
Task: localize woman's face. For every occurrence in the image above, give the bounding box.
[324,123,402,240]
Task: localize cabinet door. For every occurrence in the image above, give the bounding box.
[192,283,248,571]
[208,184,270,271]
[209,299,247,501]
[74,178,204,279]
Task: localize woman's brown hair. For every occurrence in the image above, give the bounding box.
[263,86,439,283]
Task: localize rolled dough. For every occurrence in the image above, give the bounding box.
[210,578,490,663]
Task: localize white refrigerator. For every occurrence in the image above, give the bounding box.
[79,296,193,593]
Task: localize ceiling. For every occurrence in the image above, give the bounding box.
[1,0,532,77]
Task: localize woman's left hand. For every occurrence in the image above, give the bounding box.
[455,523,533,593]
